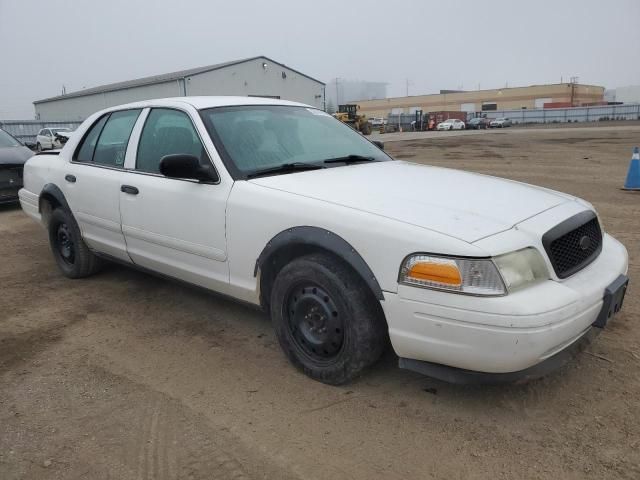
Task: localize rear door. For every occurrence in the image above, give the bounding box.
[64,109,141,262]
[119,107,231,292]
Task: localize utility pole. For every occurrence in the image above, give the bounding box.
[569,76,579,106]
[335,78,340,107]
[406,78,410,97]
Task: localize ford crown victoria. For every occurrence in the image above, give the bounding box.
[19,97,629,385]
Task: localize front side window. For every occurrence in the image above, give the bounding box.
[75,110,140,166]
[135,108,207,174]
[200,105,390,177]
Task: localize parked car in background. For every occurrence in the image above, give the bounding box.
[0,128,33,204]
[36,127,73,151]
[490,117,512,128]
[467,117,490,130]
[369,117,387,127]
[19,96,629,386]
[436,118,465,131]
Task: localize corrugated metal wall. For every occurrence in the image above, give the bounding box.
[0,120,82,143]
[477,103,640,123]
[186,58,325,109]
[34,59,325,121]
[34,81,183,121]
[383,104,640,130]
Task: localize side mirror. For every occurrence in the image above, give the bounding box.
[372,140,384,150]
[159,154,219,183]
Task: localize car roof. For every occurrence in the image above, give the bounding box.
[97,96,312,114]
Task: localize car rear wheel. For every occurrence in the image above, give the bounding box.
[270,253,387,385]
[48,208,103,279]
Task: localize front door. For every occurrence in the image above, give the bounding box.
[118,107,231,292]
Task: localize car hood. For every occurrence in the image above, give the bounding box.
[0,146,33,166]
[249,160,572,243]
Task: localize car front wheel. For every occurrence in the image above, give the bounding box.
[270,253,387,385]
[48,208,103,278]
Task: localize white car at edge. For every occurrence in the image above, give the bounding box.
[436,118,465,131]
[36,127,73,151]
[18,96,629,385]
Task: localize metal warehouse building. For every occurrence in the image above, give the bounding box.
[33,56,325,121]
[354,83,605,118]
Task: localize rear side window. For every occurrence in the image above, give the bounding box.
[135,108,206,174]
[93,110,141,167]
[75,109,141,166]
[75,115,108,163]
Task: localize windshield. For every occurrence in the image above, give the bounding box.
[0,129,21,147]
[200,105,391,177]
[51,128,71,133]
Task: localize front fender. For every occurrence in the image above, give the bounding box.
[255,226,384,300]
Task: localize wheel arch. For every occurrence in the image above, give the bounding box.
[255,226,384,308]
[39,183,71,226]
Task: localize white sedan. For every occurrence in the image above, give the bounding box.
[19,96,629,385]
[36,127,73,151]
[436,118,465,131]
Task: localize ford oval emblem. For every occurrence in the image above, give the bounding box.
[579,235,591,251]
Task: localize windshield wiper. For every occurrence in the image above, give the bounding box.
[323,154,376,164]
[246,162,325,179]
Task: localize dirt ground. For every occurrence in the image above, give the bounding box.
[1,126,639,480]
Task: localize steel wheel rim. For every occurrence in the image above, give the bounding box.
[285,282,345,362]
[56,223,75,265]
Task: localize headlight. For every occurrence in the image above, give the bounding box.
[493,248,548,292]
[399,255,506,296]
[399,248,549,296]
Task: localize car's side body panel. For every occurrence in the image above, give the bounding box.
[66,164,131,261]
[225,180,484,304]
[117,102,234,294]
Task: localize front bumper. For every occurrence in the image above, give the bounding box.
[381,234,628,380]
[0,168,23,204]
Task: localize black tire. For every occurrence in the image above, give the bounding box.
[270,253,387,385]
[48,208,102,278]
[36,143,42,152]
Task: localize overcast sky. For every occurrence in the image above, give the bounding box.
[1,0,639,118]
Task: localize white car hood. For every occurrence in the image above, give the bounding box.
[249,161,572,243]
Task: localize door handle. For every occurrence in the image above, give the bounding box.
[120,185,139,195]
[65,174,76,183]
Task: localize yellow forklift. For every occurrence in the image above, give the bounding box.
[333,104,371,135]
